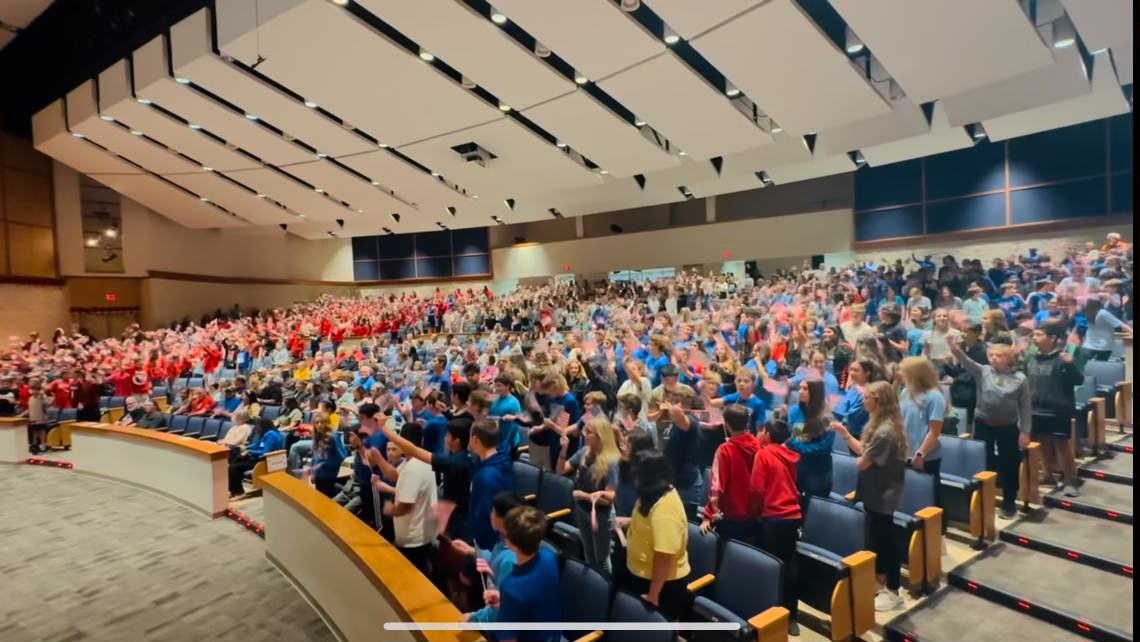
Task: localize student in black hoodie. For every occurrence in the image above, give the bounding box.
[1027,321,1084,498]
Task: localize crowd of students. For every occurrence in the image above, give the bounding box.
[0,231,1131,640]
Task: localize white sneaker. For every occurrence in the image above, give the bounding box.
[874,589,905,612]
[1063,483,1081,497]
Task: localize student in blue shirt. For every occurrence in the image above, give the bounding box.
[427,356,453,399]
[996,283,1026,324]
[789,351,840,397]
[309,416,348,497]
[490,373,523,455]
[418,390,450,456]
[1026,279,1056,315]
[351,403,387,528]
[832,360,875,438]
[745,342,779,379]
[228,417,284,497]
[458,492,525,626]
[712,368,768,433]
[482,505,561,642]
[645,336,672,388]
[469,420,516,550]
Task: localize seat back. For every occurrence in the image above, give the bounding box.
[187,416,206,435]
[108,396,126,408]
[938,435,987,478]
[537,471,574,515]
[801,496,866,557]
[513,461,542,498]
[687,521,720,581]
[832,434,851,454]
[1084,360,1125,390]
[898,468,937,516]
[59,408,78,421]
[218,368,237,381]
[302,410,315,424]
[261,405,282,422]
[47,407,60,422]
[169,415,189,432]
[831,453,859,498]
[201,418,223,440]
[217,420,234,441]
[99,395,112,409]
[1074,375,1097,408]
[152,386,168,399]
[560,559,610,623]
[187,377,205,389]
[711,540,783,620]
[608,590,675,642]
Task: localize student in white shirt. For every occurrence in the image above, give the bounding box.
[372,422,438,573]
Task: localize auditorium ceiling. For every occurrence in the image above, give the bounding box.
[26,0,1134,238]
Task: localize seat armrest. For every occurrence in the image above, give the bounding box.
[973,471,997,541]
[939,473,977,490]
[1019,442,1042,505]
[844,490,857,501]
[572,632,603,642]
[686,573,716,593]
[915,507,943,590]
[748,605,790,642]
[795,542,846,570]
[517,444,530,453]
[843,551,876,637]
[959,432,971,439]
[523,493,537,502]
[547,508,571,520]
[893,511,919,529]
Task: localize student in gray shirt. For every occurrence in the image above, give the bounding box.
[948,339,1030,518]
[831,380,907,612]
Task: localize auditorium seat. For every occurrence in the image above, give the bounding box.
[302,410,315,424]
[535,471,581,559]
[261,405,282,422]
[198,418,223,441]
[832,434,851,455]
[168,414,190,435]
[685,521,721,595]
[891,469,943,593]
[218,368,237,381]
[59,408,77,422]
[152,386,168,399]
[795,497,875,642]
[938,436,996,545]
[513,461,542,503]
[608,590,675,642]
[830,453,859,503]
[46,407,60,422]
[688,540,789,642]
[187,377,205,389]
[216,420,234,442]
[183,416,206,438]
[560,559,611,640]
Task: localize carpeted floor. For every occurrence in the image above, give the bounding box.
[0,465,335,642]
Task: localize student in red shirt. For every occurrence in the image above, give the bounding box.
[46,373,76,409]
[700,404,761,544]
[751,419,802,632]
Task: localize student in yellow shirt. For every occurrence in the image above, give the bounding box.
[617,451,691,619]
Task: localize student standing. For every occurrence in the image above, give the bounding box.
[831,381,908,611]
[485,506,561,642]
[372,422,437,573]
[309,415,348,497]
[787,379,835,500]
[559,416,621,573]
[619,451,691,620]
[899,357,945,505]
[700,404,760,543]
[1027,322,1083,497]
[458,492,525,626]
[948,340,1030,518]
[1082,299,1131,360]
[752,419,803,632]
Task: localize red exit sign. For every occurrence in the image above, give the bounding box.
[105,293,117,302]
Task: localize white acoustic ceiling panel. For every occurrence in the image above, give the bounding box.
[400,119,601,201]
[1062,0,1133,85]
[598,53,773,160]
[982,51,1130,141]
[523,91,679,177]
[97,60,295,226]
[721,136,814,174]
[691,0,890,135]
[860,102,974,167]
[217,0,503,148]
[492,0,664,81]
[34,99,243,229]
[339,148,474,229]
[363,0,573,110]
[763,152,857,185]
[830,0,1055,104]
[941,45,1092,128]
[814,98,930,158]
[643,0,765,40]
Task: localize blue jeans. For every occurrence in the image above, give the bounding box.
[288,439,312,472]
[574,503,615,574]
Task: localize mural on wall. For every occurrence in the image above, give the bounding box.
[80,179,124,273]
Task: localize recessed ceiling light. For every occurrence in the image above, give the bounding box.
[379,142,390,148]
[317,153,328,159]
[202,166,213,172]
[257,193,267,198]
[599,169,609,175]
[499,103,512,112]
[490,11,508,25]
[130,130,144,136]
[574,72,588,85]
[136,98,152,104]
[534,42,551,58]
[100,115,115,122]
[200,197,210,202]
[678,150,687,156]
[472,194,479,199]
[663,31,680,45]
[315,188,325,193]
[371,180,380,186]
[304,100,318,108]
[556,141,567,148]
[298,213,306,218]
[461,76,477,89]
[71,132,85,138]
[726,86,741,97]
[189,123,202,130]
[771,125,783,134]
[621,0,641,11]
[419,50,435,62]
[634,119,646,127]
[245,113,259,120]
[431,171,441,177]
[356,209,364,213]
[175,77,191,84]
[332,0,349,6]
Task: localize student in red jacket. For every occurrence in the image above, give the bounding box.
[751,419,802,633]
[700,404,760,544]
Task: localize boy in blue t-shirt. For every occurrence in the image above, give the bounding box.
[482,505,560,642]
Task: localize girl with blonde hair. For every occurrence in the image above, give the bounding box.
[898,357,946,504]
[559,416,621,572]
[832,381,908,611]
